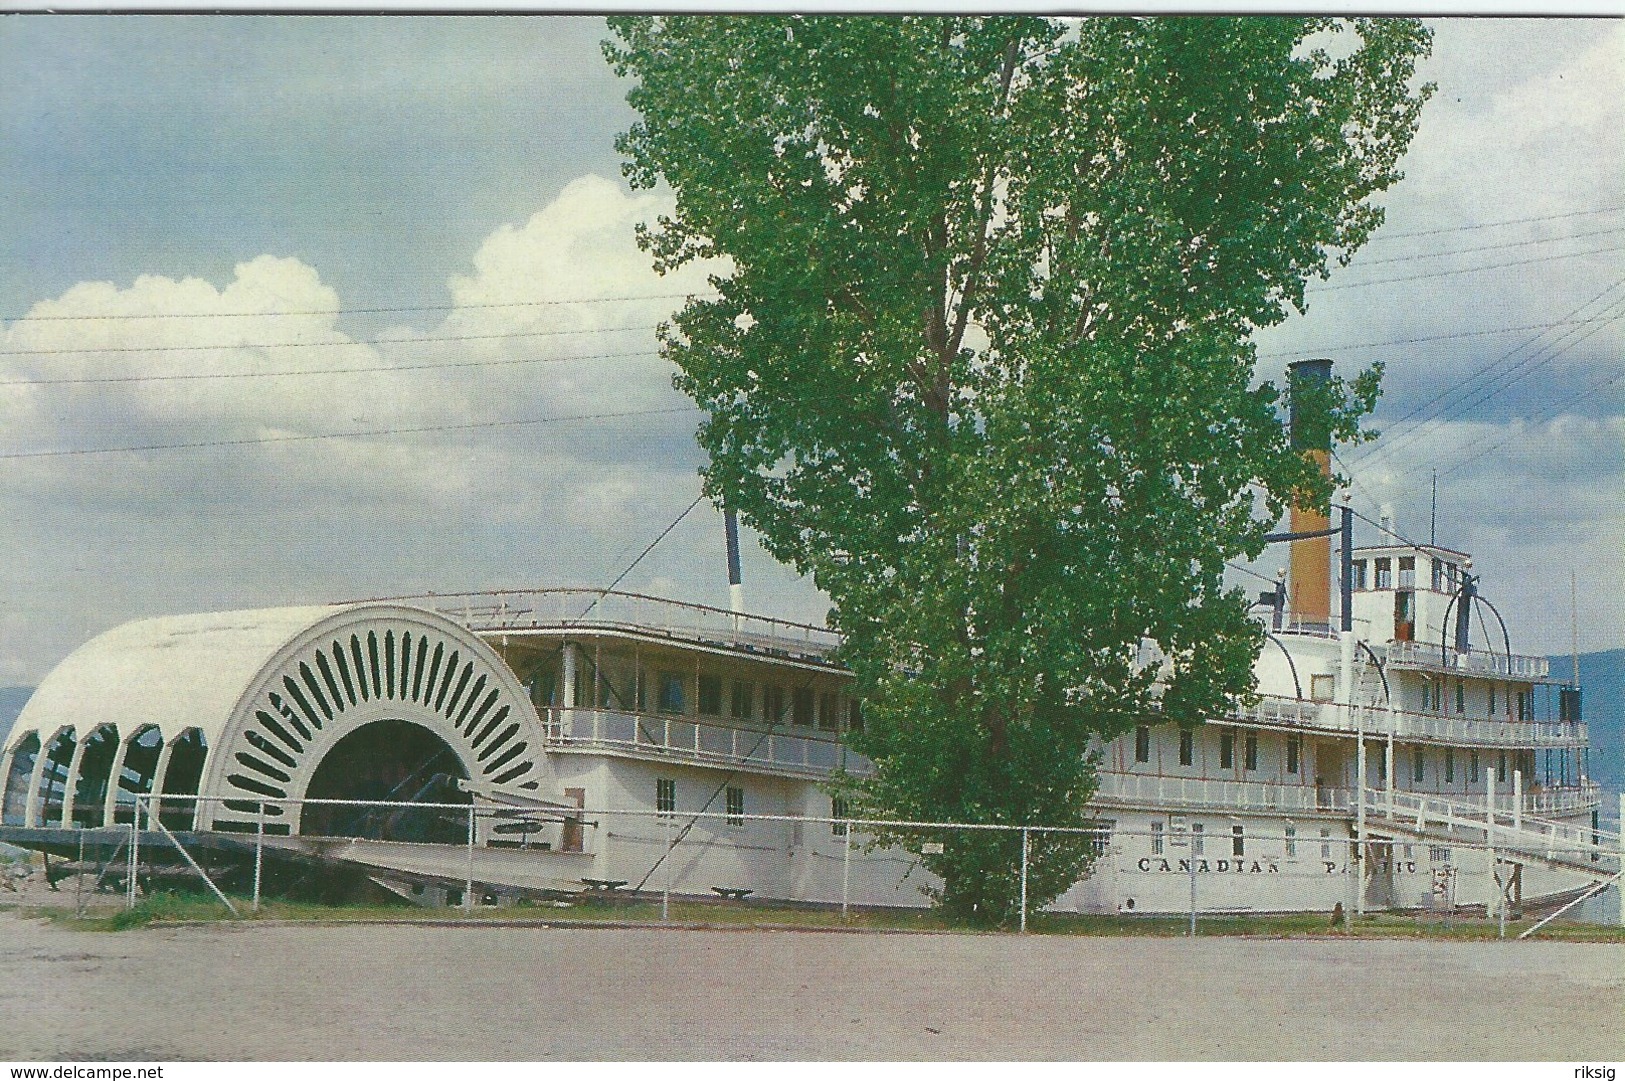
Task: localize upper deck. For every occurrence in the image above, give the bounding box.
[371,588,843,667]
[1384,638,1552,682]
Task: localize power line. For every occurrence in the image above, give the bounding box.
[1345,222,1625,268]
[1360,204,1625,243]
[1311,241,1625,293]
[579,494,710,618]
[0,320,662,360]
[0,348,661,387]
[1253,314,1617,360]
[1342,275,1625,467]
[1,289,717,325]
[0,404,702,462]
[1430,369,1625,484]
[1348,287,1625,472]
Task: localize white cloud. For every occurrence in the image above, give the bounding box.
[0,176,799,685]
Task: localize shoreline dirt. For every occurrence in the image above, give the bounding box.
[2,910,1622,1060]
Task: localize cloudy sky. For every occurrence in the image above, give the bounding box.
[0,15,1620,685]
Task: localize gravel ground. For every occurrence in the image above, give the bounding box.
[0,911,1621,1061]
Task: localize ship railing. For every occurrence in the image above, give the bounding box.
[1366,785,1617,868]
[1370,781,1602,825]
[542,706,873,778]
[367,587,843,660]
[1224,696,1585,747]
[1092,770,1353,815]
[1384,639,1550,681]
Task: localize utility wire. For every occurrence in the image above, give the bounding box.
[0,320,662,360]
[1428,368,1625,484]
[2,288,718,325]
[1360,204,1625,243]
[1310,241,1625,293]
[576,493,709,621]
[1346,222,1625,267]
[0,404,701,461]
[1349,290,1625,472]
[0,348,661,387]
[1254,315,1619,360]
[1344,276,1625,469]
[1358,274,1624,438]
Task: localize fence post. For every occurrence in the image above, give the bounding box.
[663,813,673,922]
[75,830,85,920]
[840,823,852,918]
[1485,770,1500,934]
[128,797,141,910]
[1188,842,1197,938]
[464,802,475,916]
[1019,828,1030,934]
[252,800,265,914]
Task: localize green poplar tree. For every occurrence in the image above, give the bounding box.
[606,16,1429,925]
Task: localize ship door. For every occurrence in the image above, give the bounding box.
[560,788,585,853]
[1364,840,1396,909]
[1313,742,1347,808]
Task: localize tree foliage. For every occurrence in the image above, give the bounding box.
[606,16,1430,925]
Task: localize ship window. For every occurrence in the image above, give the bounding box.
[1178,728,1193,767]
[1219,732,1234,770]
[761,685,785,724]
[726,786,744,826]
[730,680,754,720]
[1454,682,1465,714]
[698,675,723,717]
[1352,560,1368,590]
[792,688,815,727]
[1374,558,1392,589]
[1244,734,1258,772]
[1286,737,1300,775]
[1412,746,1425,783]
[656,777,676,817]
[818,693,840,732]
[1376,754,1387,785]
[658,672,686,715]
[1488,685,1497,717]
[1232,825,1245,857]
[846,700,864,734]
[831,796,848,836]
[1151,821,1164,855]
[1398,556,1415,588]
[1135,725,1151,764]
[1469,751,1480,784]
[1319,828,1332,859]
[1285,825,1297,858]
[1445,748,1455,784]
[1497,751,1507,783]
[1089,820,1114,857]
[1310,674,1335,703]
[1430,846,1451,864]
[1191,823,1205,856]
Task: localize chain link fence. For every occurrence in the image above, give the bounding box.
[49,792,1621,938]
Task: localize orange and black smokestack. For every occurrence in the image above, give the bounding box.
[1288,359,1333,631]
